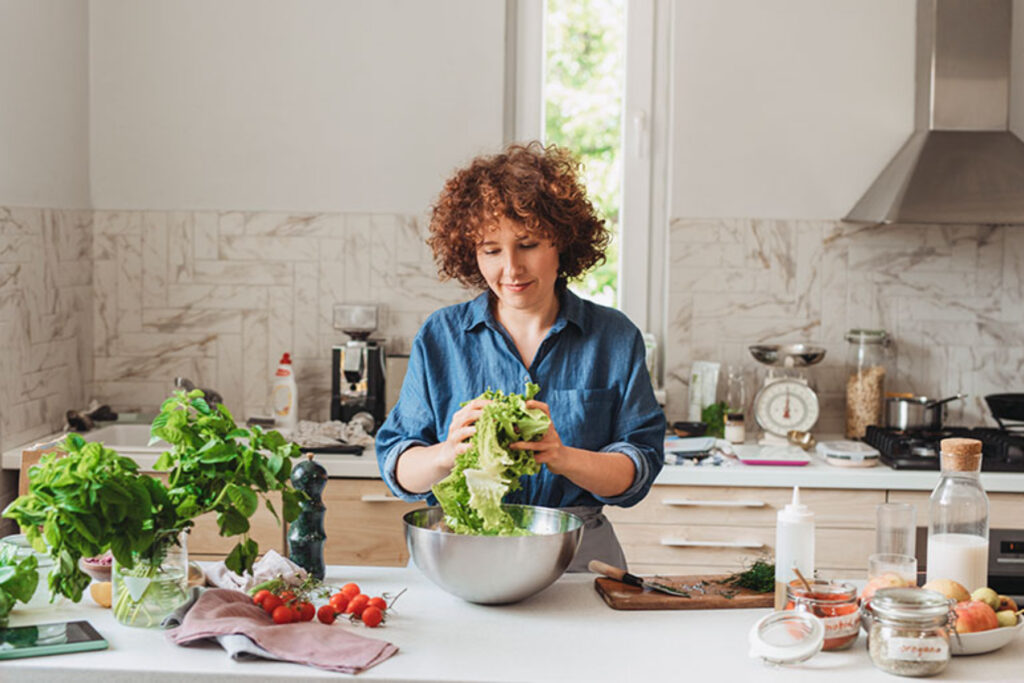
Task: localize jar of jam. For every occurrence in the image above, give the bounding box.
[784,580,860,650]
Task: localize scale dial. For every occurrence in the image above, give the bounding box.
[753,377,820,437]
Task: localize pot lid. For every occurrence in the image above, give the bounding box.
[748,610,824,665]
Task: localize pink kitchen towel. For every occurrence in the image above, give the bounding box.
[165,588,398,674]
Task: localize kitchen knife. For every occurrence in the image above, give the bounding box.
[588,560,692,598]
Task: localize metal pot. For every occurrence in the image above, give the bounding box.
[885,393,966,431]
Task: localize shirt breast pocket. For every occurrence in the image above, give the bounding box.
[547,388,618,452]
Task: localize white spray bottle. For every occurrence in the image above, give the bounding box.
[774,486,815,610]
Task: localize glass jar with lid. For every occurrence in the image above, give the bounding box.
[845,329,891,439]
[865,587,953,677]
[926,438,989,591]
[784,580,860,650]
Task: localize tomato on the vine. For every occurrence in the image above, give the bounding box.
[279,590,297,604]
[262,594,283,614]
[345,594,370,616]
[329,593,350,613]
[252,589,272,606]
[340,582,361,598]
[272,605,294,624]
[297,602,315,622]
[361,606,383,628]
[317,604,337,625]
[368,596,387,611]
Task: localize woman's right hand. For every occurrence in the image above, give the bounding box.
[439,399,490,467]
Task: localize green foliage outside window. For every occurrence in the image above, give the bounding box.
[544,0,625,307]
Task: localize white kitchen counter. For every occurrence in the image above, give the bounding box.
[5,565,1022,682]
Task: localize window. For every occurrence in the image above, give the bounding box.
[507,0,662,334]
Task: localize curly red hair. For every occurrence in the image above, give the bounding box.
[427,142,610,290]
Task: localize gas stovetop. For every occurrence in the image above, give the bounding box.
[863,426,1024,471]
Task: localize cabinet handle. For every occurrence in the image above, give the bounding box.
[996,557,1024,564]
[660,538,764,549]
[360,494,404,503]
[661,499,765,508]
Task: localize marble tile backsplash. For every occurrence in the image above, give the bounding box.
[664,219,1024,432]
[3,205,1022,449]
[0,207,93,451]
[89,210,468,423]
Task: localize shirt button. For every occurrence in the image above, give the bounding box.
[523,375,530,382]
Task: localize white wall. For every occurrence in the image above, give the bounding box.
[0,0,90,208]
[670,0,916,219]
[89,0,506,213]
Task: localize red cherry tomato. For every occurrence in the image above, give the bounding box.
[297,602,314,622]
[345,594,370,616]
[252,589,272,606]
[368,596,387,611]
[361,606,383,628]
[262,594,283,614]
[317,604,337,625]
[340,583,361,598]
[279,590,297,604]
[272,605,294,624]
[329,593,350,613]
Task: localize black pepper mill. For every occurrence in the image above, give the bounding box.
[288,452,327,580]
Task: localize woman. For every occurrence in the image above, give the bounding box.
[375,142,665,570]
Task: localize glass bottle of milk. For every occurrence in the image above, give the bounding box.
[926,438,989,592]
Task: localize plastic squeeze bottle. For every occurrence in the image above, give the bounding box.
[774,486,815,610]
[272,352,298,433]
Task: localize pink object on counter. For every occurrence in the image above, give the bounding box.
[165,589,398,674]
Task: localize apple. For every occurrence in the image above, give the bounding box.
[970,587,1000,610]
[921,578,970,603]
[995,610,1019,628]
[861,572,914,602]
[997,595,1018,613]
[954,600,1000,634]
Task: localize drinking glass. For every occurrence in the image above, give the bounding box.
[876,502,916,557]
[868,553,918,585]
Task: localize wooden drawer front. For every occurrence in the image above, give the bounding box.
[888,490,1024,529]
[322,479,423,567]
[616,524,873,571]
[607,486,885,528]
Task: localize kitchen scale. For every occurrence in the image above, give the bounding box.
[749,344,825,446]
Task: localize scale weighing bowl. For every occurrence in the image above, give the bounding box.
[749,344,826,368]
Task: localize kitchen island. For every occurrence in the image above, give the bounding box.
[5,565,1022,682]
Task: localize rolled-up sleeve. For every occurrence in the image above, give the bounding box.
[375,332,437,502]
[593,329,665,508]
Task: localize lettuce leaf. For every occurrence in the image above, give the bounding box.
[431,382,550,535]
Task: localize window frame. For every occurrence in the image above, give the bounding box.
[505,0,669,382]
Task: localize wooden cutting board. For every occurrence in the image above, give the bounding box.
[594,574,774,610]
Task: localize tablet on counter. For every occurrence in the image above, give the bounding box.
[0,620,108,660]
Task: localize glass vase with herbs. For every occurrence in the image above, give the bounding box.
[2,389,305,628]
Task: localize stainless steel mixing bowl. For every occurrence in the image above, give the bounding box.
[403,504,584,605]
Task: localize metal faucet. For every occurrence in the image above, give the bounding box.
[173,377,224,406]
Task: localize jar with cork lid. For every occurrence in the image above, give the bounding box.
[925,438,989,591]
[844,329,891,438]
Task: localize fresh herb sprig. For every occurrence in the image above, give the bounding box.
[151,389,305,573]
[0,548,39,625]
[720,558,775,593]
[701,401,729,438]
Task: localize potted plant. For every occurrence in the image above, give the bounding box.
[3,389,304,627]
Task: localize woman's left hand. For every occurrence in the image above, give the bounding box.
[509,400,568,475]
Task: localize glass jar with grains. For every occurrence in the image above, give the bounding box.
[845,329,891,439]
[865,587,953,678]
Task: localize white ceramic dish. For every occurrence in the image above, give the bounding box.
[951,615,1023,655]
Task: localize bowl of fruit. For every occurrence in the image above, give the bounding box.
[950,588,1023,655]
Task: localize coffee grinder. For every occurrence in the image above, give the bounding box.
[331,304,386,434]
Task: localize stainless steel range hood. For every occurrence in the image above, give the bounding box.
[844,0,1024,225]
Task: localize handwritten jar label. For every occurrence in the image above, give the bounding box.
[885,636,949,662]
[821,613,860,637]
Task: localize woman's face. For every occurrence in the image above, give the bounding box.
[476,217,560,313]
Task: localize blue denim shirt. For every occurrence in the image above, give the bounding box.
[375,289,665,508]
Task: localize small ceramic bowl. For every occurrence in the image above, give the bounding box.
[79,552,113,582]
[951,615,1023,655]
